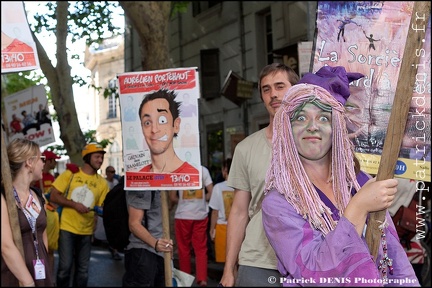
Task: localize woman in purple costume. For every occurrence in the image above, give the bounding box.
[262,66,419,287]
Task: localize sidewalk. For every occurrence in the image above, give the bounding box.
[54,243,224,287]
[173,257,224,287]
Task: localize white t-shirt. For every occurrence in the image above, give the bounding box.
[106,177,119,190]
[174,166,213,220]
[209,180,234,225]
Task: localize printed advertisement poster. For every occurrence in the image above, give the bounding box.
[313,1,430,181]
[4,84,55,146]
[1,1,40,73]
[118,67,202,190]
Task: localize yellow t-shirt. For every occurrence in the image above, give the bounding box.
[52,169,109,235]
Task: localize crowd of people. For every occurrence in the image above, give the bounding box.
[1,142,124,287]
[1,62,424,288]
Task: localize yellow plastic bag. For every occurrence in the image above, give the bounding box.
[46,204,60,251]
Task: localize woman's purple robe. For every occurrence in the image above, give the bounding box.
[262,172,419,287]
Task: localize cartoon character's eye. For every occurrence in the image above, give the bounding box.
[158,115,168,124]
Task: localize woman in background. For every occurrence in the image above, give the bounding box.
[1,138,54,287]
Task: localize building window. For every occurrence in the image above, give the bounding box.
[207,123,224,180]
[192,1,222,17]
[200,49,220,100]
[264,12,274,64]
[109,140,121,175]
[107,79,117,119]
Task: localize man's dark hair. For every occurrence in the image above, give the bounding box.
[258,63,300,100]
[138,88,181,122]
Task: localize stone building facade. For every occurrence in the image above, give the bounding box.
[125,1,317,175]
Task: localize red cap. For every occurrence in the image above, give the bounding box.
[42,150,61,160]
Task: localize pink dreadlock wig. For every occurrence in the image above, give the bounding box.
[264,83,361,235]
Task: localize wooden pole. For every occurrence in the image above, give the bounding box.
[365,1,431,260]
[1,132,25,259]
[161,190,173,287]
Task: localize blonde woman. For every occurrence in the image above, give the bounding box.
[1,138,54,286]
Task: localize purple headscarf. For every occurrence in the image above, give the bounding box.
[299,66,364,105]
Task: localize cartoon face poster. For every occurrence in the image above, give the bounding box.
[313,1,430,180]
[117,67,202,190]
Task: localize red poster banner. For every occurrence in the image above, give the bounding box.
[117,69,197,94]
[1,1,40,73]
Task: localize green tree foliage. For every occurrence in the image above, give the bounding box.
[3,1,188,164]
[45,129,111,157]
[170,1,189,17]
[23,1,122,164]
[1,72,42,95]
[1,72,46,131]
[32,2,122,45]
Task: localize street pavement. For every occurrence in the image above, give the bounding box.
[53,242,224,287]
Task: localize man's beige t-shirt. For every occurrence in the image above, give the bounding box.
[227,128,278,270]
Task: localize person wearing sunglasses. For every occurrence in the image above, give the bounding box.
[1,138,54,287]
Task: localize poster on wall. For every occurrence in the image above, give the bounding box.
[3,84,56,146]
[298,41,314,77]
[313,1,430,181]
[118,67,202,190]
[1,1,40,73]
